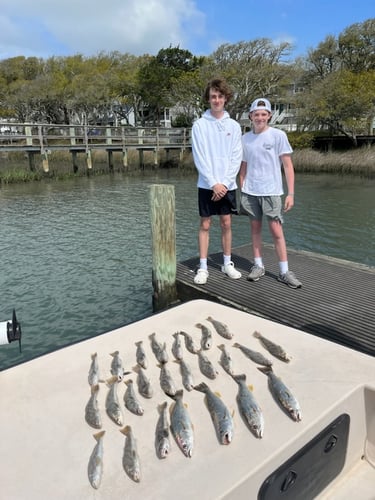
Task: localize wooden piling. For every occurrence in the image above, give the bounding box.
[149,184,178,312]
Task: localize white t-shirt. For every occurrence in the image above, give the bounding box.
[241,127,293,196]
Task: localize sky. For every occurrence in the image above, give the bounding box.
[0,0,373,61]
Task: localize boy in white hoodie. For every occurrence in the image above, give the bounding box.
[192,78,242,285]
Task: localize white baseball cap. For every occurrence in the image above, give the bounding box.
[249,98,272,113]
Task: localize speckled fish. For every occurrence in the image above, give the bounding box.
[232,374,264,438]
[105,375,124,426]
[194,382,234,445]
[197,350,219,379]
[195,322,213,350]
[124,379,144,416]
[88,352,102,386]
[258,366,302,422]
[171,332,183,360]
[159,362,177,397]
[120,425,141,482]
[133,364,154,399]
[155,401,171,459]
[149,332,169,363]
[217,344,234,375]
[135,341,148,369]
[110,351,126,381]
[233,342,273,367]
[85,384,102,429]
[87,430,105,490]
[179,330,199,354]
[174,358,195,391]
[169,389,194,458]
[206,316,233,339]
[253,331,292,362]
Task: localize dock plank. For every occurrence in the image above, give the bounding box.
[176,244,375,357]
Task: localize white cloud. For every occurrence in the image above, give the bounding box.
[0,0,206,60]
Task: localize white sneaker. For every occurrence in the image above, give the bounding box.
[194,268,209,285]
[221,262,241,279]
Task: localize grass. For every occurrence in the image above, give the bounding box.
[0,146,374,184]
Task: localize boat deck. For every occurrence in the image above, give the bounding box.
[176,244,375,357]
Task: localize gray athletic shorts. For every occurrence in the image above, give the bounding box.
[240,193,284,223]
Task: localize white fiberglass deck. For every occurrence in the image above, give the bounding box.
[0,299,374,499]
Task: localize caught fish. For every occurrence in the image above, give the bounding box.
[88,352,102,386]
[169,389,194,458]
[175,358,195,391]
[197,350,219,379]
[135,341,148,369]
[233,342,273,367]
[120,425,141,482]
[179,330,199,354]
[217,344,234,375]
[110,351,127,381]
[171,332,183,360]
[159,362,177,397]
[206,316,233,339]
[85,384,102,429]
[149,332,169,363]
[253,331,292,362]
[105,375,124,426]
[258,366,302,422]
[133,364,154,399]
[124,379,144,416]
[155,401,171,459]
[194,382,234,445]
[196,322,213,350]
[232,374,264,438]
[87,430,105,489]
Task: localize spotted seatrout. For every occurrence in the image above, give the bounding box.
[105,376,124,426]
[218,344,234,375]
[124,379,144,416]
[88,352,102,386]
[194,382,234,445]
[87,430,105,489]
[149,332,169,363]
[253,331,292,362]
[232,374,264,438]
[169,389,194,458]
[233,342,273,367]
[159,362,177,397]
[110,351,127,381]
[206,316,233,339]
[120,426,141,482]
[135,340,148,369]
[155,401,171,459]
[195,322,213,350]
[175,358,195,391]
[133,364,154,399]
[171,332,183,360]
[179,330,199,354]
[258,366,302,422]
[85,384,102,429]
[197,350,218,379]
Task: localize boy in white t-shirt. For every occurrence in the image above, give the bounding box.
[240,98,302,288]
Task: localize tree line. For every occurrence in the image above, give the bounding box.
[0,18,374,145]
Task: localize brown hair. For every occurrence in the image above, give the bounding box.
[204,78,233,103]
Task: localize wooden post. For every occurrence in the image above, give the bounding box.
[86,150,92,170]
[108,150,114,171]
[149,184,178,312]
[72,151,79,173]
[122,148,128,169]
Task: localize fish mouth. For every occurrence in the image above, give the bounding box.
[222,432,232,445]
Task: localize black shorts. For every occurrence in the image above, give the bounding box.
[198,188,238,217]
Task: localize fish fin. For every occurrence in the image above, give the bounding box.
[214,391,222,398]
[91,384,100,394]
[248,384,254,391]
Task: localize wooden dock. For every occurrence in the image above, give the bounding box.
[176,243,375,357]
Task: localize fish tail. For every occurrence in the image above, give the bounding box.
[106,375,119,385]
[232,373,246,382]
[132,364,140,373]
[93,430,105,441]
[119,425,131,436]
[110,350,119,357]
[124,379,132,386]
[217,344,225,350]
[195,323,202,328]
[194,382,209,393]
[257,366,273,375]
[253,331,261,339]
[149,332,156,339]
[232,342,240,348]
[135,341,142,346]
[91,352,97,360]
[158,402,168,412]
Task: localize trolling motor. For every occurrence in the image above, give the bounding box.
[0,309,22,352]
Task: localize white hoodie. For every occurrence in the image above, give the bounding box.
[192,110,242,190]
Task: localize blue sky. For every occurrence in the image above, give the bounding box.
[0,0,373,61]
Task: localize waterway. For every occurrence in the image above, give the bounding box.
[0,171,374,370]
